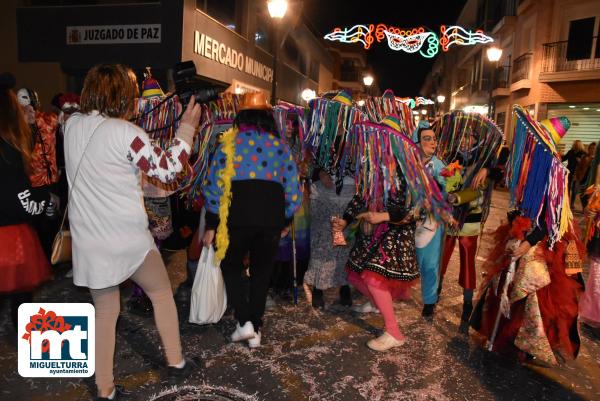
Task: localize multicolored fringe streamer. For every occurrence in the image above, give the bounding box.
[435,110,503,227]
[506,105,572,247]
[360,92,415,133]
[349,121,451,221]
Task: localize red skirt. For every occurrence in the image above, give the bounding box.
[347,269,416,301]
[0,224,51,293]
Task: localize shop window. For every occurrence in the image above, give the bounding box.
[196,0,243,35]
[566,17,595,61]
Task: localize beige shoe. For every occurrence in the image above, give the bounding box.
[366,332,405,352]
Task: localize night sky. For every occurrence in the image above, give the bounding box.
[304,0,466,97]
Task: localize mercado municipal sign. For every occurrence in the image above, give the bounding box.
[193,31,273,84]
[324,23,493,58]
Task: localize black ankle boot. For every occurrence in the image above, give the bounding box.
[461,301,473,322]
[339,285,352,306]
[421,304,435,317]
[459,301,473,334]
[312,288,324,309]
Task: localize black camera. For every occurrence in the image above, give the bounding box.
[173,61,220,106]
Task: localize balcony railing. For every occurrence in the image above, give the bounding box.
[541,38,600,73]
[511,53,532,83]
[493,65,511,89]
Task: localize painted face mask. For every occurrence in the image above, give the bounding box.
[17,88,40,110]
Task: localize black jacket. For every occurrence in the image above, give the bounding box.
[0,139,49,227]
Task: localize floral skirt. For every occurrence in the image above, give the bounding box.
[347,222,418,281]
[0,224,51,293]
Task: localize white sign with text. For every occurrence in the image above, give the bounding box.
[67,24,161,45]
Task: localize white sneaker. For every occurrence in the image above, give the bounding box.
[248,330,261,348]
[231,321,256,342]
[351,301,379,314]
[366,332,406,352]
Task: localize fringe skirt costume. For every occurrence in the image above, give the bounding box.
[343,179,418,299]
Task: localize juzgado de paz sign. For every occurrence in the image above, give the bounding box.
[193,31,273,83]
[67,24,161,45]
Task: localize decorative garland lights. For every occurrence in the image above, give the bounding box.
[324,23,493,57]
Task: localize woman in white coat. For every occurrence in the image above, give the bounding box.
[64,64,201,401]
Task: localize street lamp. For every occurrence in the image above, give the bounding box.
[421,109,427,115]
[267,0,288,18]
[301,88,316,102]
[363,74,374,96]
[268,0,288,105]
[486,46,502,119]
[436,95,445,104]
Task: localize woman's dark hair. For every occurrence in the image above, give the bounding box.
[80,64,139,119]
[233,109,280,137]
[0,74,33,172]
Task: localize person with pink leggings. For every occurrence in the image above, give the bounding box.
[64,64,201,400]
[332,175,418,352]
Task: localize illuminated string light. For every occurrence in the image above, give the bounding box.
[324,23,493,56]
[415,97,435,106]
[439,25,493,51]
[324,24,374,49]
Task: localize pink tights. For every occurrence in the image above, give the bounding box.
[352,278,404,341]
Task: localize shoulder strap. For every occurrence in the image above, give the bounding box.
[57,118,107,231]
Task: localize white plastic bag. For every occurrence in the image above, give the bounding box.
[189,245,227,325]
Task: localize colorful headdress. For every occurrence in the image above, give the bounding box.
[435,111,503,227]
[141,68,164,99]
[332,90,353,106]
[506,105,572,247]
[541,117,569,148]
[381,114,401,132]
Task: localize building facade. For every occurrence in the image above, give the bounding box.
[2,0,335,109]
[421,0,600,149]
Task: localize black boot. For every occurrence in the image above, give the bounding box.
[95,385,131,401]
[312,288,325,309]
[459,301,473,334]
[165,358,199,385]
[421,304,435,318]
[339,285,352,306]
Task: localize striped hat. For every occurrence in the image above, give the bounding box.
[332,90,353,106]
[141,77,164,99]
[381,115,401,132]
[541,116,570,145]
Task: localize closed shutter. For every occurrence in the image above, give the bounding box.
[547,104,600,153]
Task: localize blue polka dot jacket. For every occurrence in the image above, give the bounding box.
[202,128,303,230]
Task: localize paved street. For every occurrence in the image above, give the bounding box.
[1,191,599,401]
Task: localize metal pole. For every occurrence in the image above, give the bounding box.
[488,62,497,120]
[271,23,279,106]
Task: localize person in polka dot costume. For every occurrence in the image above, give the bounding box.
[201,92,302,348]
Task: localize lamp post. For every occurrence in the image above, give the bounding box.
[301,88,316,103]
[436,94,445,117]
[268,0,288,105]
[363,74,374,96]
[486,46,502,120]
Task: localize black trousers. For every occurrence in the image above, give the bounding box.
[221,227,280,329]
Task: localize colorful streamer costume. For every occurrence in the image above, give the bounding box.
[580,141,600,328]
[412,121,447,309]
[434,111,503,325]
[470,106,584,365]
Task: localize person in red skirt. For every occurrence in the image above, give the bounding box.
[0,73,54,330]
